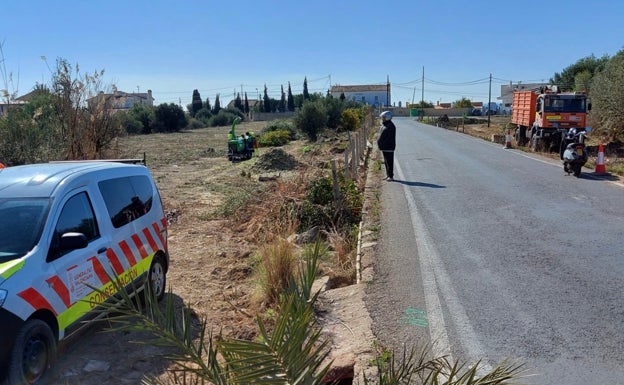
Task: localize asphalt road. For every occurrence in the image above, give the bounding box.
[365,117,624,384]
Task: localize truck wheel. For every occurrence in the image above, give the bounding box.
[8,319,56,385]
[148,254,167,302]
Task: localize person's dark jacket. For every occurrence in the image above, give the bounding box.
[377,120,396,151]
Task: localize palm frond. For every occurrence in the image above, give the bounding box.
[94,238,331,385]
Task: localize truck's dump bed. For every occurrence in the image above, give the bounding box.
[511,91,537,127]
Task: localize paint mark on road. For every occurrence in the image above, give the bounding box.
[402,307,428,327]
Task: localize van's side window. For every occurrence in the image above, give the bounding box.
[49,192,99,260]
[99,176,154,228]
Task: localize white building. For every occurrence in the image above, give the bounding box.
[330,84,390,107]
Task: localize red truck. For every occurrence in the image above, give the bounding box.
[512,87,590,152]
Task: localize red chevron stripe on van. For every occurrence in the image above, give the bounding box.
[45,275,71,308]
[88,256,110,284]
[153,222,165,248]
[142,227,158,253]
[18,287,58,316]
[106,248,125,275]
[119,240,137,266]
[131,234,149,259]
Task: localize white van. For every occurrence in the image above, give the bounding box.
[0,160,169,385]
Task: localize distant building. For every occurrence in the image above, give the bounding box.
[87,89,154,112]
[434,102,452,109]
[330,84,390,107]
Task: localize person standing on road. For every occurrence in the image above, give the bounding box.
[377,111,396,181]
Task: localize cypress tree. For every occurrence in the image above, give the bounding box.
[234,93,243,111]
[303,77,310,101]
[191,89,203,117]
[279,85,286,112]
[213,94,221,114]
[263,85,270,113]
[287,82,295,111]
[205,97,211,112]
[244,92,249,113]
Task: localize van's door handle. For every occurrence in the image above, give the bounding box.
[97,247,108,254]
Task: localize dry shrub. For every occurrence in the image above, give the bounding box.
[254,237,296,305]
[241,168,322,242]
[324,228,357,288]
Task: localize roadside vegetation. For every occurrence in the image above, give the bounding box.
[1,46,622,383]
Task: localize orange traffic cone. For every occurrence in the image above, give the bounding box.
[504,130,513,149]
[595,143,606,174]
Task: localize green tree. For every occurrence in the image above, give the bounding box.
[128,103,155,134]
[263,84,271,112]
[278,85,286,112]
[195,108,212,125]
[574,70,592,94]
[339,92,346,102]
[340,108,363,132]
[213,94,221,115]
[287,82,295,111]
[550,54,609,92]
[205,97,211,112]
[454,97,473,108]
[303,77,310,101]
[0,87,62,164]
[244,92,249,114]
[153,103,188,132]
[234,93,243,111]
[590,49,624,142]
[324,96,343,130]
[191,89,203,117]
[294,100,326,141]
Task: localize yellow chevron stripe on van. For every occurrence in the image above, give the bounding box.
[0,259,25,280]
[56,253,153,331]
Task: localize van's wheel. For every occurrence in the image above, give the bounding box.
[8,319,56,385]
[148,255,167,301]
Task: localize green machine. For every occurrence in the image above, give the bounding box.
[227,117,256,161]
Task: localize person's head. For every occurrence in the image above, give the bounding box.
[379,111,393,122]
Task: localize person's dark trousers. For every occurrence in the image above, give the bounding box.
[382,151,394,179]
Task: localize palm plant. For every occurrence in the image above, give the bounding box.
[365,345,527,385]
[96,241,331,385]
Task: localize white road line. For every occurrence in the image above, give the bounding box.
[396,162,493,372]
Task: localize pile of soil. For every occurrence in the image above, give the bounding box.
[251,148,300,172]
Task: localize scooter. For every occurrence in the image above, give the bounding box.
[560,128,588,177]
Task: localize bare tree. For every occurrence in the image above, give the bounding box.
[0,40,18,104]
[51,59,122,159]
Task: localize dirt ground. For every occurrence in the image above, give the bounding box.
[46,116,620,384]
[48,121,365,384]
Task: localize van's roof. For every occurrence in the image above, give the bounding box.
[0,162,147,198]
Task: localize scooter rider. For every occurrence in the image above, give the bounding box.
[377,111,396,181]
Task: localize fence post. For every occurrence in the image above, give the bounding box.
[331,159,341,205]
[343,149,350,180]
[351,136,357,179]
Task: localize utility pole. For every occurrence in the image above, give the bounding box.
[386,75,390,108]
[488,73,492,127]
[421,66,425,121]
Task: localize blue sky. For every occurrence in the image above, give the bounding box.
[1,0,622,108]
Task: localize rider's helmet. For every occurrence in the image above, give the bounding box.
[566,128,577,139]
[379,111,393,121]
